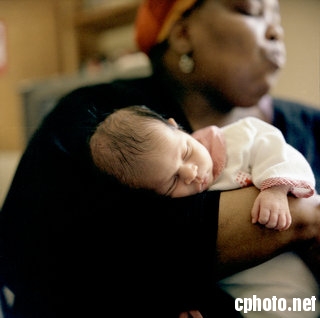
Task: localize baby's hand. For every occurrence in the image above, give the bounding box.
[251,186,291,231]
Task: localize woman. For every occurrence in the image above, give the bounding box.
[0,0,319,317]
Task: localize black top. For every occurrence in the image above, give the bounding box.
[1,75,319,318]
[0,76,222,318]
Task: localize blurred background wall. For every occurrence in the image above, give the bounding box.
[0,0,319,152]
[271,0,320,109]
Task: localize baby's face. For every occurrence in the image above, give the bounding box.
[145,125,214,198]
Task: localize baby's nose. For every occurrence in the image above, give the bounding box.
[181,164,198,185]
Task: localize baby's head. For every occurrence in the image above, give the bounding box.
[89,105,178,190]
[90,105,214,198]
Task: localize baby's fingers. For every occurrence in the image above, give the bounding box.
[274,212,292,231]
[251,199,260,224]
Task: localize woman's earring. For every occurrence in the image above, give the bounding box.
[179,54,195,74]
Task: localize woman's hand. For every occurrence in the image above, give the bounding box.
[179,310,203,318]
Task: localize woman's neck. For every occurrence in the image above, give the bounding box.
[181,92,273,131]
[154,64,273,130]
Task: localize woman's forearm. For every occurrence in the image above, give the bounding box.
[216,186,320,279]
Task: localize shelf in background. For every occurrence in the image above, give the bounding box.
[74,1,140,31]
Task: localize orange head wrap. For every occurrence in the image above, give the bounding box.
[135,0,198,55]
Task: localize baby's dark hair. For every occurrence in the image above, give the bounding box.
[89,105,179,189]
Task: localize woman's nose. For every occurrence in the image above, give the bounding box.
[180,164,198,185]
[266,24,284,41]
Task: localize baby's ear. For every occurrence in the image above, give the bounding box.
[168,118,179,127]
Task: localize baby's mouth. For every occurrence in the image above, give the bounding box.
[196,175,208,193]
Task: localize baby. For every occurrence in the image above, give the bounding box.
[90,105,315,231]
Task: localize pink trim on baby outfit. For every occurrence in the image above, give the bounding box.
[261,177,315,198]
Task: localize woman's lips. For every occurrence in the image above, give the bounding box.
[265,48,286,69]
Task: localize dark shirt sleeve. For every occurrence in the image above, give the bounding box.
[0,84,224,318]
[273,98,320,193]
